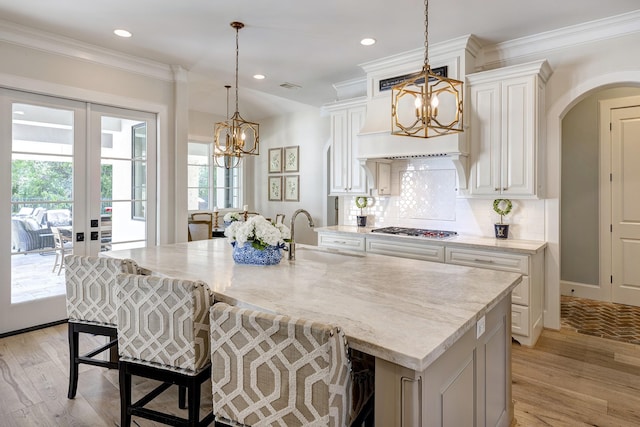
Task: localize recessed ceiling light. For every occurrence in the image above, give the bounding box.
[114,29,132,38]
[253,74,265,80]
[360,38,376,46]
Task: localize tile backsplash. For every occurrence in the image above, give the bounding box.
[343,158,545,241]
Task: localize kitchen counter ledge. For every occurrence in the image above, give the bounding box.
[315,225,547,254]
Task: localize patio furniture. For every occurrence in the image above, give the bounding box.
[11,217,54,252]
[64,255,142,399]
[116,273,214,427]
[51,226,72,275]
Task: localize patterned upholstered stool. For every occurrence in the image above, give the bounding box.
[116,273,214,427]
[64,255,141,399]
[210,302,374,427]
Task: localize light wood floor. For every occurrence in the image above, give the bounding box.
[1,324,640,426]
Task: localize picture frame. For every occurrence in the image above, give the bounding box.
[268,176,282,201]
[268,148,282,173]
[283,145,299,172]
[284,175,299,202]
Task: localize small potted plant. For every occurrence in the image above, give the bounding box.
[355,196,368,227]
[493,199,512,239]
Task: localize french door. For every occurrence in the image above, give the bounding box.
[1,89,156,334]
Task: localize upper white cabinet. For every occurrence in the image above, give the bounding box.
[326,98,368,195]
[467,60,552,198]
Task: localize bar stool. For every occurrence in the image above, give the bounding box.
[116,273,214,427]
[210,302,374,426]
[64,255,141,399]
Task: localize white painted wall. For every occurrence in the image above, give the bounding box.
[251,109,331,245]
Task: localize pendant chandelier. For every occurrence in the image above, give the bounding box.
[214,21,259,169]
[391,0,464,138]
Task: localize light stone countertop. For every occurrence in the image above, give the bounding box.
[104,238,521,372]
[315,225,547,254]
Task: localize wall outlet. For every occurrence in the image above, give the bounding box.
[476,315,486,338]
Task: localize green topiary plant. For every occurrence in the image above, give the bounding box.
[493,199,512,224]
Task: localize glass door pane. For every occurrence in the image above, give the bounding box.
[93,107,156,255]
[11,103,75,303]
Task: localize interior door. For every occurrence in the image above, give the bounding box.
[611,105,640,305]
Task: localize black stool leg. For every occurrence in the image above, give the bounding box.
[67,323,79,399]
[179,385,187,409]
[187,378,201,427]
[119,362,132,427]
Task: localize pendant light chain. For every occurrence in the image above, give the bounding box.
[424,0,429,68]
[234,24,240,114]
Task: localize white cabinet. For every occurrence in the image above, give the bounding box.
[367,236,444,262]
[467,60,552,198]
[327,99,368,195]
[317,232,366,252]
[445,246,544,347]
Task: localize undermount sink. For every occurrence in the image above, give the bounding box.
[292,245,365,264]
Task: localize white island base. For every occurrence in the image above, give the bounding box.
[375,296,512,427]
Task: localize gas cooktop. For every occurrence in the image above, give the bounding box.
[370,226,458,239]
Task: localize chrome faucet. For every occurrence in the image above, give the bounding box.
[289,209,314,260]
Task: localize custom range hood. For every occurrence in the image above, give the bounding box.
[357,95,469,189]
[355,35,480,190]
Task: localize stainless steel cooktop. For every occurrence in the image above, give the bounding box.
[370,226,458,239]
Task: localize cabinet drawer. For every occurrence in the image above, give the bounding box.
[318,233,366,252]
[511,304,530,337]
[366,238,444,262]
[445,247,528,275]
[511,276,530,306]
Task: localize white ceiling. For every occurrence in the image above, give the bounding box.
[1,0,638,120]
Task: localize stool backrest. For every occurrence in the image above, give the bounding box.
[116,274,213,374]
[65,255,139,326]
[210,302,352,427]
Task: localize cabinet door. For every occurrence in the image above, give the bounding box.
[469,82,501,196]
[501,77,535,196]
[348,106,367,194]
[330,110,349,194]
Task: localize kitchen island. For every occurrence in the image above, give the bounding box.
[104,238,522,426]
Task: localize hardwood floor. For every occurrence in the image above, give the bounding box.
[1,323,640,426]
[512,328,640,426]
[0,323,212,426]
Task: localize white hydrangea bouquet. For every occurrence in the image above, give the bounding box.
[223,211,243,223]
[224,215,291,250]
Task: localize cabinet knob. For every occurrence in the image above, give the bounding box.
[494,188,500,192]
[502,187,508,191]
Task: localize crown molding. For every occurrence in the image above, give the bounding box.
[359,34,479,75]
[0,19,174,82]
[482,10,640,69]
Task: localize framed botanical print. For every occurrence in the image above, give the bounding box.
[268,176,282,201]
[283,145,299,172]
[284,175,299,202]
[268,148,282,173]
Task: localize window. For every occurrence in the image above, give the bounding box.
[188,142,241,210]
[131,123,147,219]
